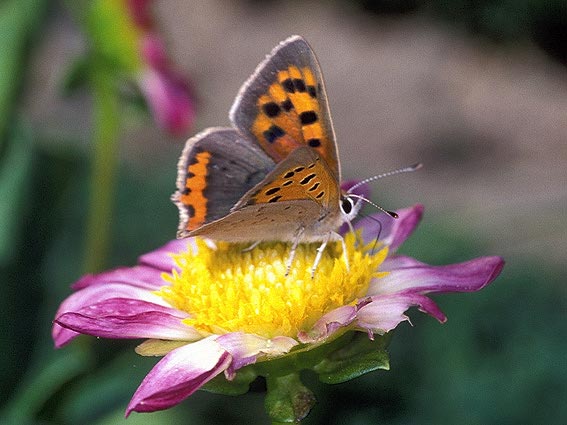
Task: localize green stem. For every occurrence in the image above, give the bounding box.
[83,64,120,273]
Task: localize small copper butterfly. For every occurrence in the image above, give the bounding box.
[172,35,409,275]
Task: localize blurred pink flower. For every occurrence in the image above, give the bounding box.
[113,0,196,136]
[138,33,195,137]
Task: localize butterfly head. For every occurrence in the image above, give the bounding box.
[339,192,364,224]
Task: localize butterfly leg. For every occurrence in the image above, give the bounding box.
[242,241,261,252]
[311,232,348,278]
[311,233,332,278]
[285,226,305,276]
[337,233,350,273]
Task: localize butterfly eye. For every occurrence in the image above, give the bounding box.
[340,197,354,215]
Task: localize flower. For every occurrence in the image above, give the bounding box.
[136,32,195,137]
[126,0,196,136]
[85,0,195,136]
[52,204,504,418]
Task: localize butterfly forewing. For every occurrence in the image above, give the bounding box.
[173,128,275,237]
[230,35,340,180]
[233,147,339,213]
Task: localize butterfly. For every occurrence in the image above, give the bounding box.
[173,35,396,275]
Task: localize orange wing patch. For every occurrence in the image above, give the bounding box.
[251,66,333,166]
[246,155,336,210]
[178,150,211,230]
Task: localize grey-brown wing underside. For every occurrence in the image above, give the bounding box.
[187,199,322,243]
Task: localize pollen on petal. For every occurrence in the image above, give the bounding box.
[156,234,387,339]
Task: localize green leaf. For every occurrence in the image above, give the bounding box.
[0,121,34,265]
[314,332,390,384]
[61,349,149,423]
[1,346,91,423]
[0,0,48,144]
[265,373,316,423]
[201,367,258,396]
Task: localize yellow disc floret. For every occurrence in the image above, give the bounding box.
[157,233,388,339]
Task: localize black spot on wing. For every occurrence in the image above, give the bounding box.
[293,78,306,92]
[263,102,281,118]
[299,111,318,125]
[281,99,294,111]
[308,139,321,148]
[265,187,281,196]
[282,79,295,93]
[308,182,320,192]
[263,125,285,143]
[300,173,316,185]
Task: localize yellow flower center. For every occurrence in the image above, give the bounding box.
[157,234,388,339]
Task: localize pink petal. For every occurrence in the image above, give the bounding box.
[371,256,504,296]
[127,0,153,30]
[298,305,359,344]
[52,283,170,347]
[138,239,190,271]
[74,239,191,290]
[55,298,199,343]
[356,293,446,335]
[139,66,195,137]
[54,239,194,347]
[126,338,231,416]
[140,33,168,70]
[355,204,424,251]
[216,333,298,378]
[73,265,166,291]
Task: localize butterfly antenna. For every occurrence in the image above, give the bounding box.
[348,163,423,194]
[348,193,398,219]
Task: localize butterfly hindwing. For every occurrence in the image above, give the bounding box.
[230,35,340,180]
[173,128,275,237]
[187,199,322,243]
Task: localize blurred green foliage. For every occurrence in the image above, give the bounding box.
[1,0,566,424]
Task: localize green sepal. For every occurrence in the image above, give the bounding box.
[265,373,315,424]
[201,331,391,422]
[201,367,258,396]
[313,331,391,384]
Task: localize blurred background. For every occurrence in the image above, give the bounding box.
[1,0,566,424]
